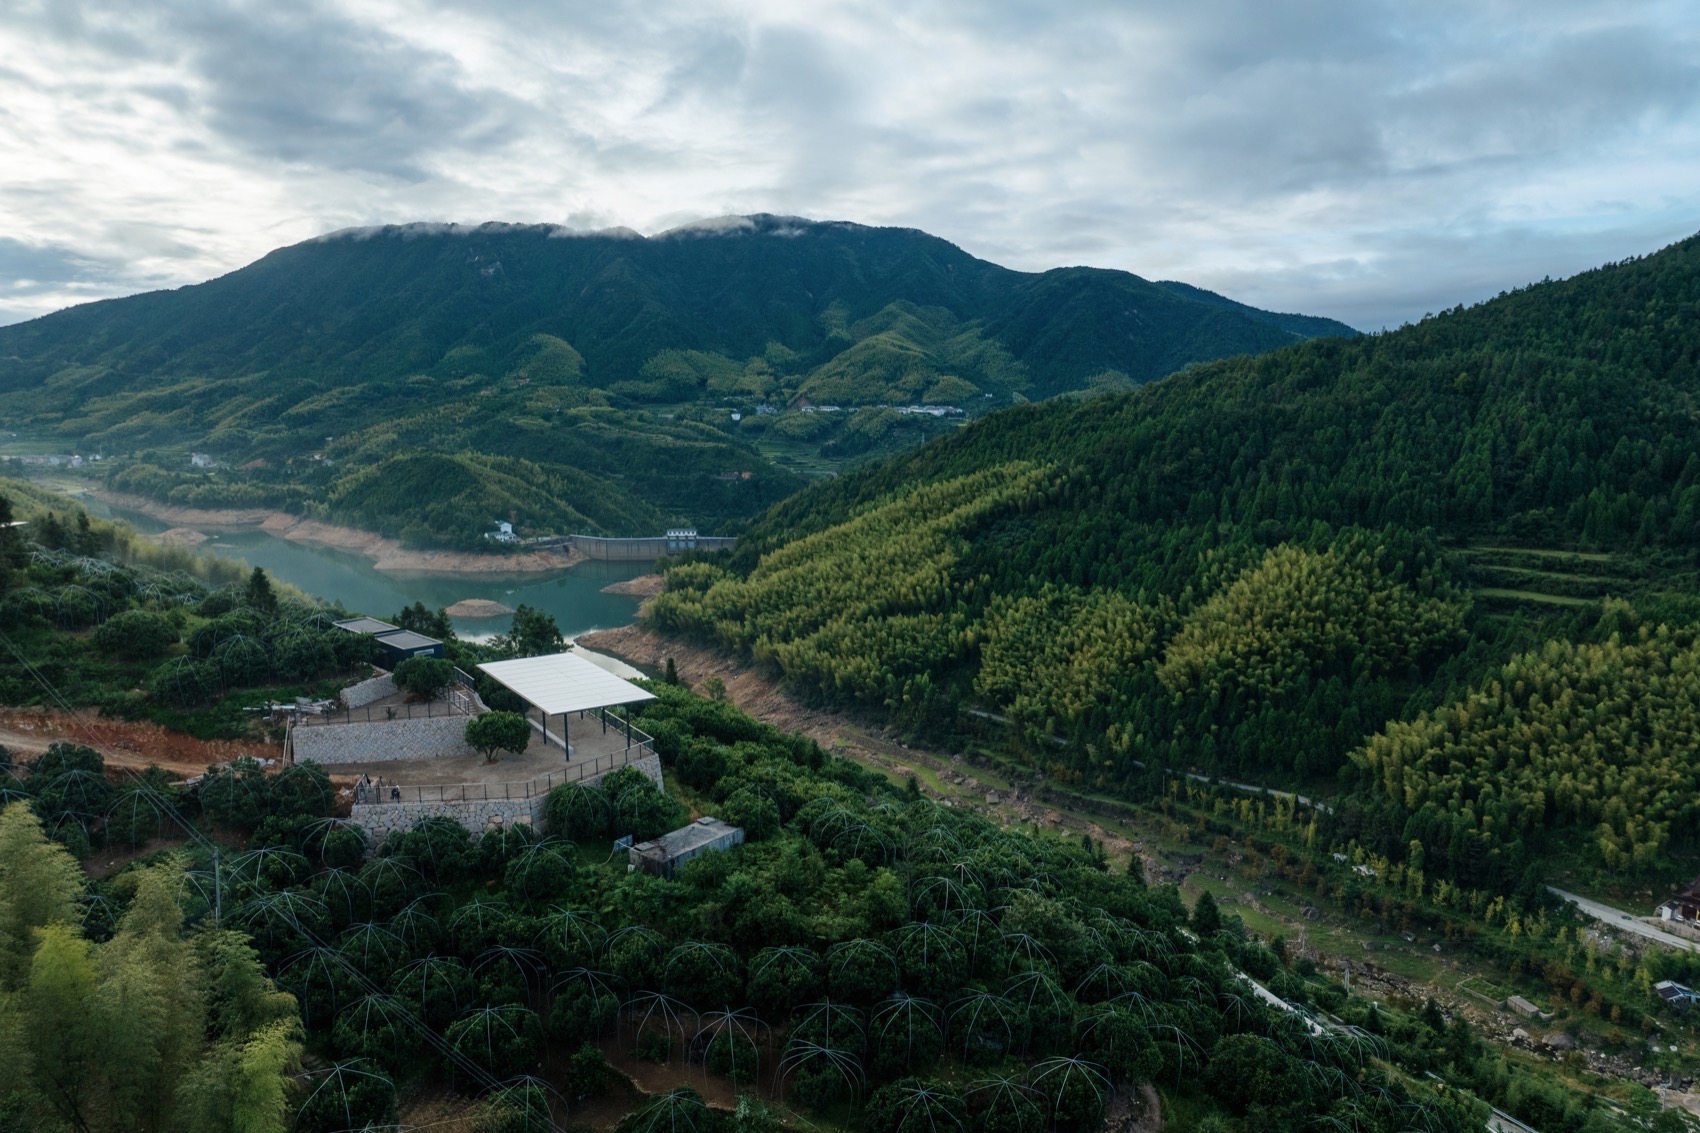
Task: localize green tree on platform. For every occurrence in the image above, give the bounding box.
[395,656,454,701]
[466,711,532,764]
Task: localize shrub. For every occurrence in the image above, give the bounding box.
[503,844,574,902]
[1204,1034,1301,1114]
[636,1030,672,1064]
[388,817,477,884]
[446,1006,543,1079]
[91,609,179,659]
[466,711,531,763]
[719,788,780,841]
[566,1041,610,1099]
[394,656,455,700]
[276,633,336,681]
[149,658,218,708]
[707,1030,759,1084]
[198,756,274,829]
[545,783,612,841]
[603,766,684,841]
[293,1061,397,1133]
[547,983,618,1046]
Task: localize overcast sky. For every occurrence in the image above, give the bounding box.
[3,0,1699,331]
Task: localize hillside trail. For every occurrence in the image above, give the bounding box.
[577,624,1148,868]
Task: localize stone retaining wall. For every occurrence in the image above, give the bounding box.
[341,672,396,709]
[613,753,665,793]
[291,714,476,765]
[353,795,547,842]
[350,753,666,846]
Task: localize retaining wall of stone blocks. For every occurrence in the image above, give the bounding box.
[350,753,665,846]
[341,672,396,709]
[291,715,476,766]
[352,795,547,842]
[618,752,665,793]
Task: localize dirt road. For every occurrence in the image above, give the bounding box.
[0,708,274,778]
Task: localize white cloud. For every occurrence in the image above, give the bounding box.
[0,0,1698,329]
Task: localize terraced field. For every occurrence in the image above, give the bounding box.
[1460,545,1646,611]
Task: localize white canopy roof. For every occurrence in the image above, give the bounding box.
[478,652,657,716]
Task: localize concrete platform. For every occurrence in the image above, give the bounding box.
[326,713,650,794]
[294,689,475,728]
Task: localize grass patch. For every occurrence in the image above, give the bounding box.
[1474,565,1618,585]
[1471,587,1593,607]
[1368,947,1449,983]
[1468,546,1616,563]
[1457,975,1513,1003]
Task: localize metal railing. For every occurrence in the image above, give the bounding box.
[295,693,478,727]
[524,704,646,749]
[350,736,655,805]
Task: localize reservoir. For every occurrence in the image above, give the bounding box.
[82,498,653,644]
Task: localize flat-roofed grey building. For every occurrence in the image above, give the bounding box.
[333,616,400,635]
[630,817,744,878]
[372,629,444,668]
[332,617,446,669]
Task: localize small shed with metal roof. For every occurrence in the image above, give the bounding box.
[630,817,744,878]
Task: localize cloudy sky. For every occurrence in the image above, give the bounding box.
[3,0,1699,330]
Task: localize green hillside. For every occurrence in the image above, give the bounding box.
[0,216,1352,543]
[653,231,1700,889]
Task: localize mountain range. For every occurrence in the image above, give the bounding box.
[0,215,1353,544]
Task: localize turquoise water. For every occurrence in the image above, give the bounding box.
[83,499,651,642]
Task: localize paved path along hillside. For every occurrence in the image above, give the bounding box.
[1547,887,1700,954]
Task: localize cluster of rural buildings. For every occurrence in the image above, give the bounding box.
[294,619,742,874]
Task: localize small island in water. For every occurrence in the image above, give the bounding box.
[443,598,517,618]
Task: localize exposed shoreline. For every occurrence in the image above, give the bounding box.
[94,491,587,575]
[599,574,665,598]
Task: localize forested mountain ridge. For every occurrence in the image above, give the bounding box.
[653,231,1700,890]
[0,216,1351,546]
[735,233,1700,561]
[0,215,1352,403]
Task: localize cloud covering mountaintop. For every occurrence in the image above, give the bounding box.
[2,1,1698,329]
